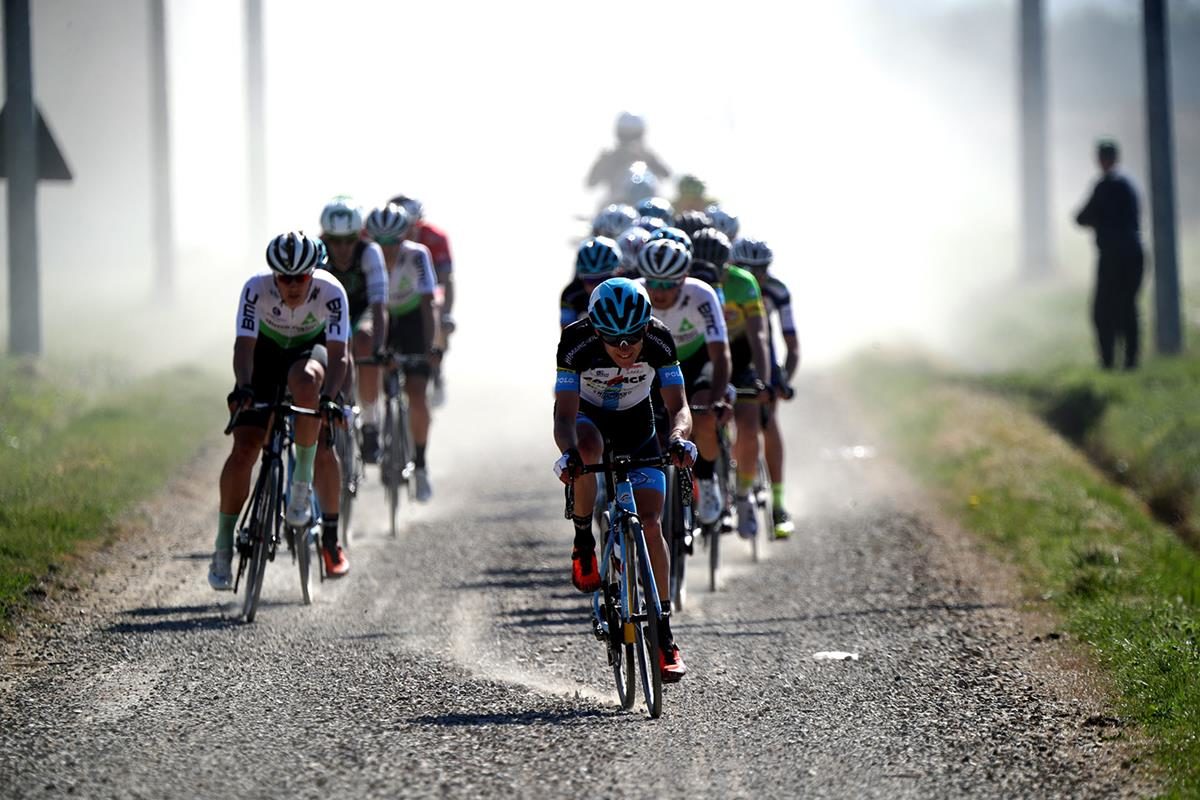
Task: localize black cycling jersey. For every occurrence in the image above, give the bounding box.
[327,241,370,322]
[560,277,590,327]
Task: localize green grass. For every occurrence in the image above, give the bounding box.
[850,354,1200,797]
[0,360,224,629]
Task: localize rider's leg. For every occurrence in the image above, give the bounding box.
[353,329,379,425]
[572,421,602,519]
[634,487,669,602]
[763,394,785,502]
[217,426,267,547]
[288,356,326,472]
[733,400,760,495]
[405,373,430,466]
[690,388,718,463]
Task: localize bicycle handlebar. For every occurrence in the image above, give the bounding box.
[564,455,694,520]
[224,401,330,448]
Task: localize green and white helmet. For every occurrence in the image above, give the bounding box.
[320,195,364,236]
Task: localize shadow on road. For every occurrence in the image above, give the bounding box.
[410,708,612,727]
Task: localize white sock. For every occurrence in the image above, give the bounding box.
[360,402,378,426]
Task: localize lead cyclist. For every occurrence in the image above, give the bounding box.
[209,232,351,589]
[553,278,697,682]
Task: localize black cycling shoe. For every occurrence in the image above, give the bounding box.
[361,424,380,465]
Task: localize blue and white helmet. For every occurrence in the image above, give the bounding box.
[266,231,325,276]
[576,236,621,280]
[731,237,774,268]
[649,226,693,254]
[320,195,364,236]
[388,194,424,221]
[592,204,639,239]
[588,277,653,337]
[705,205,739,241]
[364,203,411,240]
[637,239,692,281]
[616,226,652,271]
[636,216,667,232]
[636,196,675,223]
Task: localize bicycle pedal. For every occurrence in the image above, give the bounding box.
[591,615,607,641]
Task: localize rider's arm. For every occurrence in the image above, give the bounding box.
[437,266,455,318]
[371,302,387,353]
[233,336,256,387]
[362,243,390,352]
[746,314,771,387]
[421,294,436,352]
[783,332,800,381]
[661,383,692,441]
[553,382,581,453]
[706,340,732,401]
[324,340,348,396]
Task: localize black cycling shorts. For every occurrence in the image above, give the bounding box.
[387,311,432,378]
[236,335,327,429]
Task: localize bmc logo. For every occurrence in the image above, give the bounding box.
[240,286,260,332]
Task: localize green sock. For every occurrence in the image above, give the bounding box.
[215,512,237,551]
[737,475,755,497]
[294,443,317,483]
[772,482,785,508]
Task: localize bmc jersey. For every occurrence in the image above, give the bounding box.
[556,317,683,411]
[388,240,437,317]
[412,221,453,273]
[560,277,590,327]
[236,269,350,347]
[758,273,796,335]
[636,276,726,362]
[325,240,387,322]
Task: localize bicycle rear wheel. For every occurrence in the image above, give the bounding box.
[754,455,773,558]
[335,426,358,550]
[242,459,280,623]
[628,518,663,719]
[382,396,403,538]
[296,521,315,604]
[603,576,635,710]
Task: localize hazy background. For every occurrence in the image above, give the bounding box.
[0,0,1197,375]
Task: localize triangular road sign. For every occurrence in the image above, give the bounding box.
[0,103,73,181]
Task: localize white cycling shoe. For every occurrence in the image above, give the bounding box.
[285,481,313,527]
[208,549,233,591]
[414,468,433,503]
[697,479,723,526]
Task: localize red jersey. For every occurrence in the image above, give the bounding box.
[413,221,453,273]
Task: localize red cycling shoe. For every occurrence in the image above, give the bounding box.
[322,544,350,578]
[571,547,601,593]
[659,642,687,683]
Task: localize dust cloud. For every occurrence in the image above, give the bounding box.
[0,1,1195,375]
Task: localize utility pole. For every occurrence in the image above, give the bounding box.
[149,0,174,297]
[1142,0,1182,354]
[5,0,40,355]
[246,0,266,249]
[1018,0,1051,278]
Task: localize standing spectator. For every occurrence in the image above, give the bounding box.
[1074,139,1145,370]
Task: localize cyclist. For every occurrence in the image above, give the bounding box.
[319,196,388,463]
[649,225,692,253]
[673,209,713,239]
[553,277,697,681]
[586,112,671,205]
[615,226,652,275]
[635,239,732,526]
[365,203,439,502]
[560,236,622,328]
[673,174,717,213]
[707,230,772,538]
[736,238,800,537]
[592,204,639,239]
[389,194,454,405]
[705,204,740,243]
[636,196,675,225]
[209,232,351,590]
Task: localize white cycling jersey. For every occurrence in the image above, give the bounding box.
[387,240,436,317]
[636,276,727,361]
[235,269,350,348]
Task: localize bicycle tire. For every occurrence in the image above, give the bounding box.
[754,456,773,560]
[336,427,356,550]
[296,522,313,605]
[666,467,688,613]
[603,576,635,710]
[381,395,402,538]
[629,518,663,718]
[242,458,280,623]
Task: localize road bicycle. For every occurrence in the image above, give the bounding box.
[567,450,689,718]
[357,352,427,538]
[224,393,329,620]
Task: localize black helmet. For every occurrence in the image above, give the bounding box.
[691,227,731,269]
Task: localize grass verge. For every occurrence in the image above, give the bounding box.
[849,354,1200,798]
[0,359,224,631]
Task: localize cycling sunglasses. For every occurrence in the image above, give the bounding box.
[374,236,402,246]
[324,234,358,245]
[645,278,683,291]
[275,273,311,285]
[599,328,645,347]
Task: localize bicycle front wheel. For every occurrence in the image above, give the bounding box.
[383,397,403,538]
[666,468,688,613]
[604,576,636,710]
[628,518,663,719]
[335,426,357,550]
[242,460,280,623]
[753,456,773,561]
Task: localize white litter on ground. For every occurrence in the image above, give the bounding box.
[812,651,860,661]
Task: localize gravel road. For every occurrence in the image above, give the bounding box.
[0,373,1157,799]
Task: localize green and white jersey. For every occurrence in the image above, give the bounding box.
[636,276,727,362]
[387,240,436,317]
[236,268,350,348]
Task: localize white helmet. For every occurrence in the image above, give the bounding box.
[637,238,692,281]
[265,231,325,276]
[319,195,363,236]
[592,204,639,239]
[616,111,646,142]
[364,203,411,241]
[705,205,740,241]
[616,226,652,271]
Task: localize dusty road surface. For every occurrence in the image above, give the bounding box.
[0,372,1156,799]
